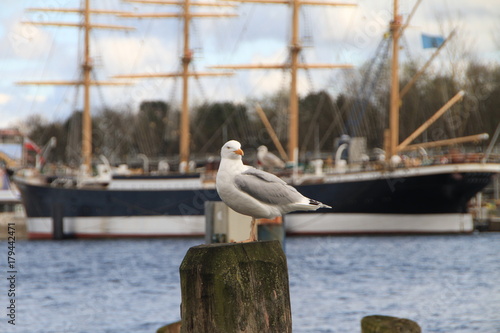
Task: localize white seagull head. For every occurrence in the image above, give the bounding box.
[221,140,244,160]
[257,145,268,153]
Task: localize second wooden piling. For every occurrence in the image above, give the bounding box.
[361,315,421,333]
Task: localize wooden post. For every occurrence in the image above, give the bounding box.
[361,315,421,333]
[179,241,292,332]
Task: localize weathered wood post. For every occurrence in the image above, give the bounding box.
[361,315,421,333]
[179,240,292,333]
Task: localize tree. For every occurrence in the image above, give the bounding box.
[24,114,68,164]
[133,101,172,158]
[299,91,338,153]
[462,62,500,138]
[191,102,252,154]
[93,107,136,164]
[18,60,500,167]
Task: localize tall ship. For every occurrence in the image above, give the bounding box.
[13,0,500,238]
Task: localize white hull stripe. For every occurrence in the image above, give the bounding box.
[27,213,474,237]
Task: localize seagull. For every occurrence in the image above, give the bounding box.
[216,140,332,242]
[257,145,286,170]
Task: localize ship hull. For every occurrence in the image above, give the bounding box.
[15,163,499,238]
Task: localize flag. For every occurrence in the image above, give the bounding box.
[421,33,445,49]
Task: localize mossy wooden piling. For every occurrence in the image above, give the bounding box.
[179,240,292,333]
[361,315,421,333]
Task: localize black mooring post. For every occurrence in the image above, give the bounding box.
[52,202,64,240]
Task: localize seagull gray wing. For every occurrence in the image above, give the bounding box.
[234,168,303,205]
[263,153,284,167]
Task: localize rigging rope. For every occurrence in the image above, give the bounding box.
[347,36,390,140]
[121,4,156,106]
[300,92,326,152]
[318,98,348,149]
[300,52,315,92]
[300,6,313,48]
[228,5,256,59]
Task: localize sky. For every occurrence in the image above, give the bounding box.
[0,0,499,129]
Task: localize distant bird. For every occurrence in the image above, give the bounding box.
[216,140,331,242]
[257,145,286,170]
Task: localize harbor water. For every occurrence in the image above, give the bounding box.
[1,233,499,332]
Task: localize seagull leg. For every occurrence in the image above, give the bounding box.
[238,218,258,243]
[250,217,257,242]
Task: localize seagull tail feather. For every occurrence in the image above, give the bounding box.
[309,199,332,209]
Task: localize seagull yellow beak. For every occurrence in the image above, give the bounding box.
[234,149,244,156]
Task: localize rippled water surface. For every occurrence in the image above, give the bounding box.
[1,233,499,332]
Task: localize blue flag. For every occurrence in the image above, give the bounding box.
[421,34,445,49]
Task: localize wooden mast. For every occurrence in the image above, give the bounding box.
[117,0,236,173]
[180,0,192,171]
[397,90,465,151]
[401,133,489,152]
[17,3,134,172]
[387,0,401,161]
[83,0,92,171]
[212,0,355,166]
[386,1,473,157]
[255,104,288,161]
[289,0,300,165]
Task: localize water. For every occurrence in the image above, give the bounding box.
[1,234,499,333]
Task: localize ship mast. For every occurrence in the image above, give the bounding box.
[212,0,355,166]
[386,0,402,161]
[289,0,300,166]
[385,0,478,158]
[116,0,236,173]
[17,1,134,172]
[83,0,92,172]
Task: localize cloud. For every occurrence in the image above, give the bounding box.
[23,94,47,103]
[0,93,11,105]
[3,19,53,59]
[90,35,187,110]
[95,36,178,76]
[249,70,285,96]
[1,0,499,128]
